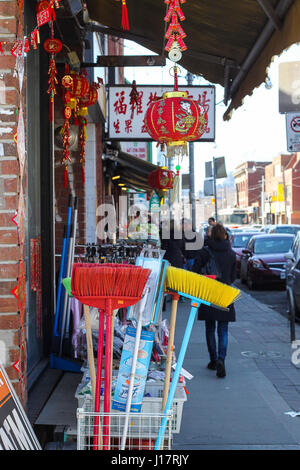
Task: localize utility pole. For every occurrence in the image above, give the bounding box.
[186,72,196,230]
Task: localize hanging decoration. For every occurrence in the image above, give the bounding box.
[77,81,99,184]
[44,37,62,122]
[164,0,187,53]
[144,0,208,157]
[144,67,208,157]
[30,237,42,337]
[148,168,175,191]
[115,0,129,30]
[129,80,139,119]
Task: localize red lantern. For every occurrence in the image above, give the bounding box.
[79,82,99,107]
[144,89,208,158]
[43,37,62,54]
[148,168,175,190]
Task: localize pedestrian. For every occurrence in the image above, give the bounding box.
[182,218,203,271]
[203,225,212,246]
[208,216,217,227]
[193,223,237,378]
[161,219,186,308]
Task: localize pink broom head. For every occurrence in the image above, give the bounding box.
[71,263,151,300]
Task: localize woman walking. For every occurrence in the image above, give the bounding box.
[193,223,237,378]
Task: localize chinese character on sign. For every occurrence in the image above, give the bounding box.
[147,92,158,106]
[125,119,133,134]
[197,91,210,113]
[114,91,127,115]
[113,119,121,134]
[141,123,148,133]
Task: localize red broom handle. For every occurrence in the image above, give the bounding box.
[103,298,113,450]
[93,312,105,450]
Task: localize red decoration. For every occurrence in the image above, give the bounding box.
[121,0,129,30]
[43,37,62,54]
[164,0,187,52]
[30,29,40,50]
[148,168,175,190]
[36,0,53,27]
[44,37,62,122]
[144,87,208,157]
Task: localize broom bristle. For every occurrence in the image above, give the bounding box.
[165,267,241,308]
[71,263,150,299]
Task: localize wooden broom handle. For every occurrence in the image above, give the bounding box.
[83,304,96,401]
[162,293,180,413]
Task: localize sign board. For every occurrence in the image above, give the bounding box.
[181,173,190,190]
[279,61,300,114]
[205,161,213,178]
[121,141,147,160]
[0,364,41,450]
[204,178,214,196]
[214,156,227,179]
[108,85,215,141]
[285,112,300,151]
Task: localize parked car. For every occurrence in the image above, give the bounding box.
[286,232,300,319]
[231,231,263,277]
[240,233,294,289]
[269,224,300,236]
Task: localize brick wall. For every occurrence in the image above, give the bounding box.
[0,0,26,401]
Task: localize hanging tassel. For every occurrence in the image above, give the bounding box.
[81,164,85,185]
[64,165,68,188]
[49,93,54,122]
[121,0,129,30]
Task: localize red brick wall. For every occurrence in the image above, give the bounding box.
[0,0,26,401]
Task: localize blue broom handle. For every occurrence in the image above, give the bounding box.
[54,226,67,336]
[154,301,200,450]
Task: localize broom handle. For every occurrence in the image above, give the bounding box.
[120,290,149,450]
[161,293,179,412]
[155,301,200,450]
[103,299,113,450]
[120,315,142,450]
[93,312,104,450]
[83,304,96,401]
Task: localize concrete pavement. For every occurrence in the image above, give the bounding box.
[168,290,300,450]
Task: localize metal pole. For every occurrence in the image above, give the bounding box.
[213,157,218,222]
[282,166,288,223]
[186,72,196,231]
[261,175,265,225]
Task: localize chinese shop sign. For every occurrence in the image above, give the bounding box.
[108,85,215,141]
[121,142,148,160]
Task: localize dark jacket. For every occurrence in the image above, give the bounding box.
[193,238,237,322]
[161,229,185,268]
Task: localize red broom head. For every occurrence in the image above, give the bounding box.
[71,263,150,299]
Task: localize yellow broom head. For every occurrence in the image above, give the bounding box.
[165,266,241,309]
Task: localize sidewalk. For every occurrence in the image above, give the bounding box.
[170,290,300,450]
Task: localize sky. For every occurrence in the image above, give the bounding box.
[123,40,300,192]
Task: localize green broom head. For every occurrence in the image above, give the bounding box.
[62,277,72,297]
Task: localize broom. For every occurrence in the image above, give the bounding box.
[155,266,241,450]
[71,263,151,450]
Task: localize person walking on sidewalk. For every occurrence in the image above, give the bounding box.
[193,223,237,378]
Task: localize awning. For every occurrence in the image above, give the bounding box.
[108,147,161,192]
[84,0,299,120]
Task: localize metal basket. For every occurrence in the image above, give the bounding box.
[77,396,173,450]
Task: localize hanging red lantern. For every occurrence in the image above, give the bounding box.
[79,81,99,107]
[148,168,175,190]
[144,87,208,157]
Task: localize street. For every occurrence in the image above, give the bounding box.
[234,279,290,321]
